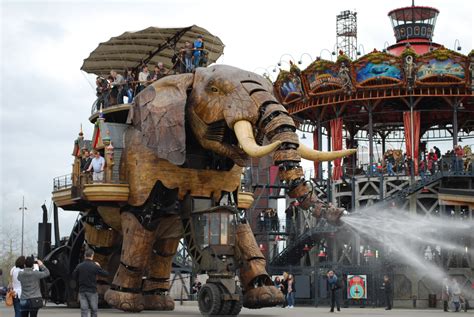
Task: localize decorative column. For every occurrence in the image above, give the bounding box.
[313,124,320,179]
[453,101,459,147]
[403,111,421,175]
[327,125,332,203]
[317,120,323,179]
[330,118,343,180]
[368,105,374,176]
[381,133,386,157]
[73,128,84,187]
[104,132,115,183]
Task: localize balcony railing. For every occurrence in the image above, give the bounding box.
[53,174,73,191]
[52,171,125,192]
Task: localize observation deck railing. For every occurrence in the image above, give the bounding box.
[53,174,73,191]
[53,171,125,192]
[385,156,474,202]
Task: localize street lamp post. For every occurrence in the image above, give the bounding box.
[319,49,334,61]
[19,196,28,255]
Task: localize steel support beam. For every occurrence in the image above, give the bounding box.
[368,105,374,176]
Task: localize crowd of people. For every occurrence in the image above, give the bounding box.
[274,272,296,308]
[78,148,106,184]
[3,253,470,313]
[6,250,108,317]
[6,255,50,317]
[442,277,470,312]
[95,34,208,109]
[258,208,280,232]
[367,144,471,178]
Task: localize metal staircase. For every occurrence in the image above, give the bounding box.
[385,166,473,203]
[270,220,337,266]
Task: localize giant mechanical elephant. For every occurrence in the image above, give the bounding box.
[91,65,355,314]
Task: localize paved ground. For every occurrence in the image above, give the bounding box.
[1,303,472,317]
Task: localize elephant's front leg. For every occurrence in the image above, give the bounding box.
[104,212,156,312]
[83,221,120,304]
[142,214,182,311]
[236,223,284,308]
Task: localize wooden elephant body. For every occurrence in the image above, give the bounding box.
[81,65,355,314]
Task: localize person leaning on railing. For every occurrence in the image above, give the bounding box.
[87,150,105,183]
[192,35,204,69]
[136,65,151,94]
[95,76,109,108]
[123,68,135,103]
[110,70,126,104]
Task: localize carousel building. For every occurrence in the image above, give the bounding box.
[251,3,474,308]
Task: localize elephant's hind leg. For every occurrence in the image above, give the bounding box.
[104,212,156,312]
[143,215,182,310]
[236,223,284,308]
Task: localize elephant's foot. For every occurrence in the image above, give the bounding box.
[97,284,111,307]
[243,285,284,309]
[143,293,175,311]
[104,289,145,312]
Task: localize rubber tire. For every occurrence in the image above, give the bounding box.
[228,295,243,316]
[198,283,222,316]
[218,285,242,316]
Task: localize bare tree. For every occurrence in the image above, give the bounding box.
[0,221,36,286]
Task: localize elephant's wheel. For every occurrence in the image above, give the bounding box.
[218,285,242,316]
[198,283,222,315]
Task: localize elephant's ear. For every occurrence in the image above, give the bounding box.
[127,73,194,165]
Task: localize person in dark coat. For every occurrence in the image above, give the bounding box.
[327,270,341,312]
[382,275,392,310]
[81,149,92,173]
[72,249,109,317]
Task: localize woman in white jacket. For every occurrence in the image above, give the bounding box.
[9,256,26,317]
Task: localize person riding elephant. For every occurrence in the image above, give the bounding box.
[86,65,355,313]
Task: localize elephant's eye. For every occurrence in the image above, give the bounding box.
[210,86,219,93]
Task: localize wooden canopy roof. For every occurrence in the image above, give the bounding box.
[81,25,225,76]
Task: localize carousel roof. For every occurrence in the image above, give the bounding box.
[388,6,439,21]
[272,47,473,134]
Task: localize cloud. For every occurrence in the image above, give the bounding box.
[21,19,67,40]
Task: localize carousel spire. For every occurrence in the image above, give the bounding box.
[78,123,84,140]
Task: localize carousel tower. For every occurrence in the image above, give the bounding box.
[387,3,441,55]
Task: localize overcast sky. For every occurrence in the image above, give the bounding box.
[1,0,472,254]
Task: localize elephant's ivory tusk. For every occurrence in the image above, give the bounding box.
[233,120,281,158]
[298,143,357,161]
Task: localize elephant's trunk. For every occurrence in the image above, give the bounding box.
[254,96,348,224]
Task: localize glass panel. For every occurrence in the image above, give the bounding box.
[228,214,235,246]
[220,213,228,245]
[196,214,209,249]
[210,213,220,245]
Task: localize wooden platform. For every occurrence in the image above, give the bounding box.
[52,183,130,209]
[82,183,129,202]
[52,188,76,208]
[89,103,131,123]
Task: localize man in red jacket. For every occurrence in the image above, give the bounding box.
[454,145,464,172]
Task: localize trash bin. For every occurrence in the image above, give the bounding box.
[428,294,437,308]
